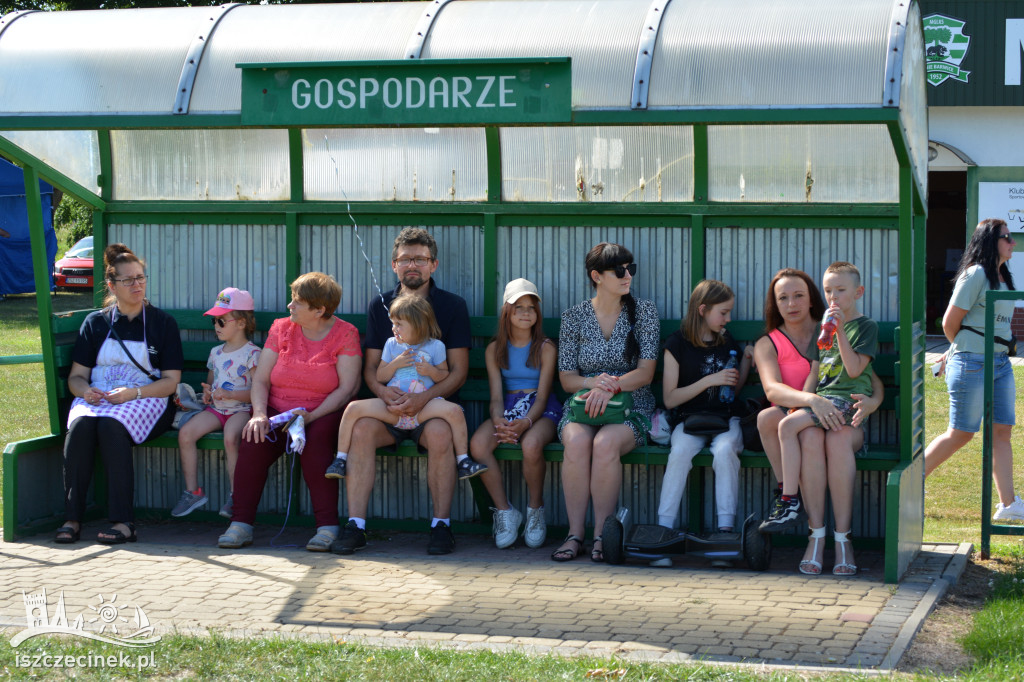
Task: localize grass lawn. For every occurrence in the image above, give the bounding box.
[3,295,1024,680]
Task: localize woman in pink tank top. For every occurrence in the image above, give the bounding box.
[753,269,883,576]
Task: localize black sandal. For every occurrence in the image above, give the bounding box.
[551,534,584,562]
[97,523,137,545]
[591,535,604,563]
[54,525,80,544]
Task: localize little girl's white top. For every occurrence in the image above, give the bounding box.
[382,337,446,393]
[207,341,261,414]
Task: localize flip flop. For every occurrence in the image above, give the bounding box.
[97,523,137,545]
[591,535,604,563]
[551,534,584,562]
[54,525,80,544]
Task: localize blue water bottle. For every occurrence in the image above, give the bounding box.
[719,350,738,403]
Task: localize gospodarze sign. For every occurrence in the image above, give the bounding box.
[239,58,571,126]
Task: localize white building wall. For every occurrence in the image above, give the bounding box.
[929,106,1024,168]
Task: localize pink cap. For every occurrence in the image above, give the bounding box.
[204,287,255,316]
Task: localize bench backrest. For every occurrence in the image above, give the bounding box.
[50,308,899,441]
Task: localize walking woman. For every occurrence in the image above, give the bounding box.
[552,243,659,562]
[925,218,1024,521]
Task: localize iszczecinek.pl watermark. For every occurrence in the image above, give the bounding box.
[10,588,160,669]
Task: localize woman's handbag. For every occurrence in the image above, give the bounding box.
[569,389,634,425]
[681,412,730,437]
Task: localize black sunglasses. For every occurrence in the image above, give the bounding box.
[999,233,1016,242]
[611,263,637,278]
[211,317,234,328]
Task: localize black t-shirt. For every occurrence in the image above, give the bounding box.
[663,329,740,423]
[364,279,471,400]
[72,304,184,372]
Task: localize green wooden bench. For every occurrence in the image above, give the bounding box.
[23,307,902,544]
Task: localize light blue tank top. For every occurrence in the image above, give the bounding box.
[502,342,540,392]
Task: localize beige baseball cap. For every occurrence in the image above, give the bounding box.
[503,278,540,305]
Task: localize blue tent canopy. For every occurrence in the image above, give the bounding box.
[0,157,55,296]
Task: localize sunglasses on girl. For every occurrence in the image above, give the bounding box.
[611,263,637,278]
[999,233,1016,243]
[211,317,235,328]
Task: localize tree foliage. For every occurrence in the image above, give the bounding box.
[924,27,952,46]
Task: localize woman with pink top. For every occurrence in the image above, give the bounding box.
[754,268,882,576]
[218,272,362,551]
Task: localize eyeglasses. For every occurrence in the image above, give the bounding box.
[112,275,146,286]
[999,233,1016,243]
[610,263,637,278]
[211,317,235,328]
[394,257,433,268]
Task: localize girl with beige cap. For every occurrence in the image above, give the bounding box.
[470,278,561,549]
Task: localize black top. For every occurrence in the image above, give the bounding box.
[663,329,740,423]
[364,279,471,400]
[72,304,184,372]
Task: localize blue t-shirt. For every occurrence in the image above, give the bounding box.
[381,337,447,393]
[501,341,541,392]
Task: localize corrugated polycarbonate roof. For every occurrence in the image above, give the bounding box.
[0,0,922,115]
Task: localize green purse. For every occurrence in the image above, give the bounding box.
[568,389,651,436]
[569,389,634,425]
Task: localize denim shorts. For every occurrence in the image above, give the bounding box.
[946,350,1016,432]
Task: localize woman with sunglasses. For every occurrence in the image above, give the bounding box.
[925,218,1024,522]
[56,243,184,544]
[218,272,362,551]
[552,243,659,562]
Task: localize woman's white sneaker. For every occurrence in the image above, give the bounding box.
[492,507,523,548]
[523,506,547,548]
[993,495,1024,522]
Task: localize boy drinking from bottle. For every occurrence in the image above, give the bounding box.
[760,261,877,532]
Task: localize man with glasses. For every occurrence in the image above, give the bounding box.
[332,227,473,556]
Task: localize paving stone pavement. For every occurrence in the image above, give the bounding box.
[0,521,969,672]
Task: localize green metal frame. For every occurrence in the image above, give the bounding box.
[980,290,1024,558]
[1,71,928,581]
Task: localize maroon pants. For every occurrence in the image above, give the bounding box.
[231,409,342,528]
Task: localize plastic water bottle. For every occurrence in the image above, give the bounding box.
[719,350,738,403]
[817,312,838,350]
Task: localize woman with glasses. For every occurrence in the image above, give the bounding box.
[56,243,183,544]
[218,272,362,551]
[925,218,1024,522]
[552,242,659,562]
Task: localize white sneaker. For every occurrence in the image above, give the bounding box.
[993,495,1024,522]
[523,506,547,548]
[492,507,523,549]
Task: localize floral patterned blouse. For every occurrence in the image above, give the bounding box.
[557,298,660,446]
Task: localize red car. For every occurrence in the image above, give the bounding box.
[53,236,94,290]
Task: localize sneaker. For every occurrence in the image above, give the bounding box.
[492,507,523,549]
[330,520,367,555]
[523,506,547,548]
[758,494,804,533]
[456,457,487,480]
[171,489,208,517]
[993,495,1024,522]
[218,500,233,519]
[427,521,455,555]
[324,458,347,479]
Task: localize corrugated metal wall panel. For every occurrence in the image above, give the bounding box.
[709,227,899,322]
[109,223,289,312]
[302,224,485,316]
[500,225,690,319]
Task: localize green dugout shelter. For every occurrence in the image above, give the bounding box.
[0,0,928,581]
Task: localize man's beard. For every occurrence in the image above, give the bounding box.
[401,273,426,290]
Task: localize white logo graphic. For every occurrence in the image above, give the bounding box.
[11,589,160,648]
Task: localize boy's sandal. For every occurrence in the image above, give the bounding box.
[306,526,339,552]
[217,522,254,549]
[97,523,137,545]
[799,526,826,575]
[551,534,584,562]
[591,535,605,563]
[833,530,858,576]
[55,525,81,544]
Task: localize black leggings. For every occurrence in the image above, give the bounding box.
[64,407,174,524]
